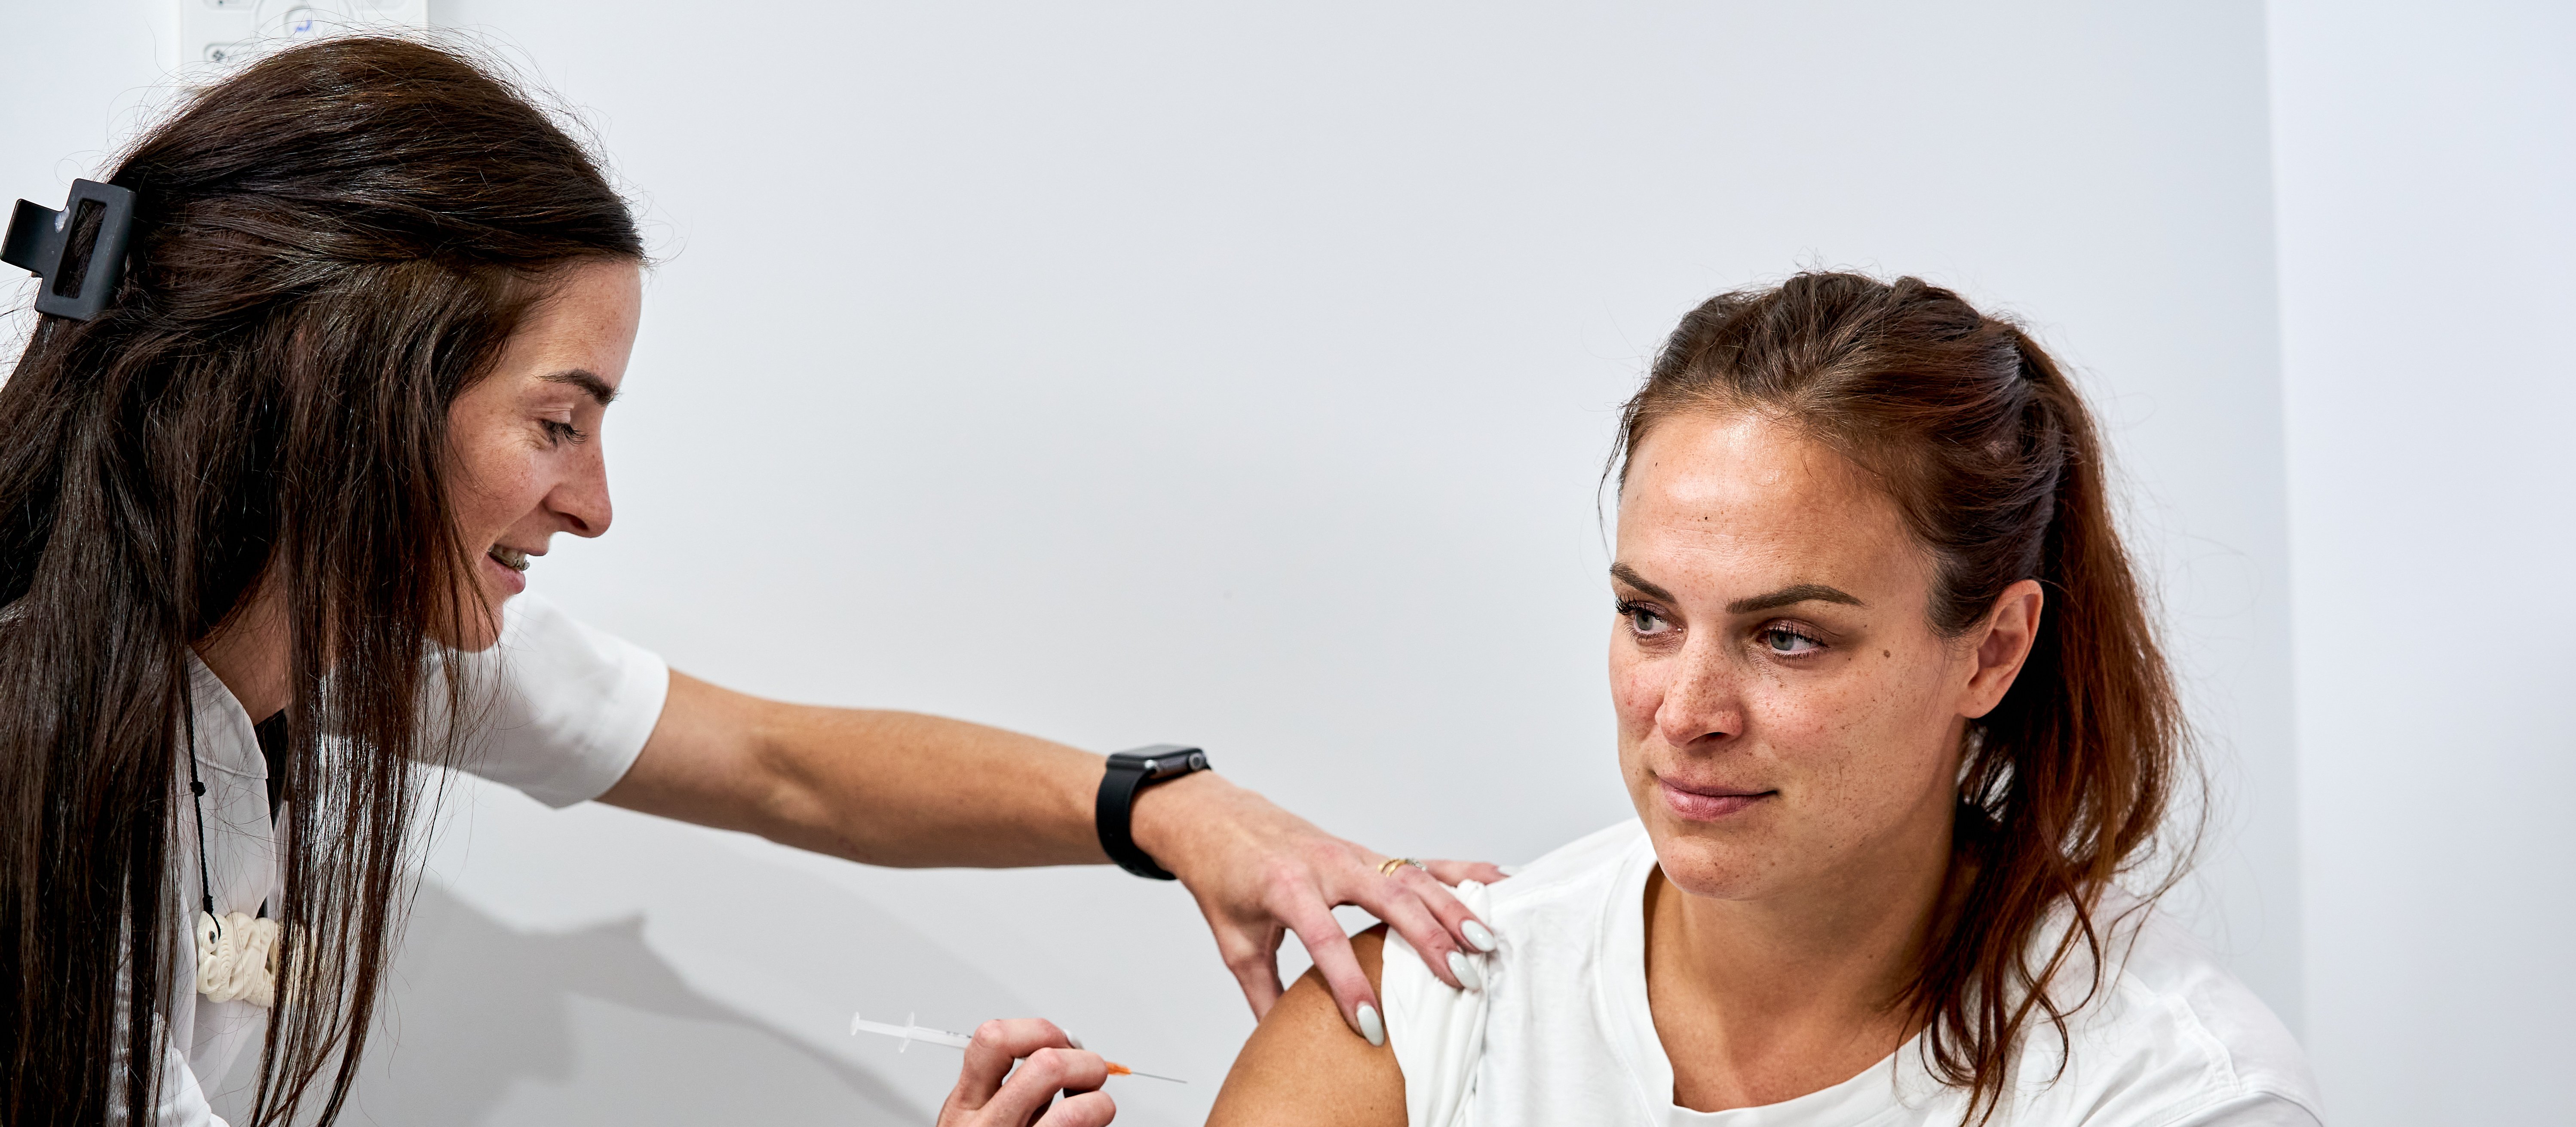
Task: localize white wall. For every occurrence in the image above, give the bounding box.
[6,4,2310,1124]
[2270,3,2576,1124]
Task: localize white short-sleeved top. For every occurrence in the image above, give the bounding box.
[1384,821,2325,1127]
[158,593,668,1124]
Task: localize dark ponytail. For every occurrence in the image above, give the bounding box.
[1612,273,2192,1124]
[0,37,640,1124]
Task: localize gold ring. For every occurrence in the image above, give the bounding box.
[1377,857,1424,877]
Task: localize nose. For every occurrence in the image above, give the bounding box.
[549,446,613,538]
[1654,641,1745,750]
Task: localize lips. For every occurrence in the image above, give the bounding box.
[1657,776,1776,822]
[481,544,532,596]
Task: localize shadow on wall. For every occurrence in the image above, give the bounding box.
[210,880,931,1125]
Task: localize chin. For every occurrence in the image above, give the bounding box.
[428,588,510,652]
[1642,818,1793,902]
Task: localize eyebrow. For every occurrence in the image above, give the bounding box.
[1610,564,1865,615]
[1726,583,1864,614]
[1608,563,1678,604]
[543,368,618,407]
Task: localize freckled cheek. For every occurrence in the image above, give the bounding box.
[1607,654,1666,738]
[1740,679,1862,754]
[456,442,546,530]
[1789,676,1956,820]
[1854,654,1956,744]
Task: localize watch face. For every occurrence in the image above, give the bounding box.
[1113,747,1206,777]
[1113,743,1211,779]
[1145,751,1207,778]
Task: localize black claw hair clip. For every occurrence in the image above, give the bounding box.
[2,179,137,321]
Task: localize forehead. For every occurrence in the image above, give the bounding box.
[1616,411,1917,588]
[499,259,642,388]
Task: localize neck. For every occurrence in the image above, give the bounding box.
[1645,797,1957,1109]
[191,583,291,722]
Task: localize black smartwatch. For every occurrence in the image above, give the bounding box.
[1095,744,1210,880]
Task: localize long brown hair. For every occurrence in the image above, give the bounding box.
[1611,273,2191,1123]
[0,37,641,1124]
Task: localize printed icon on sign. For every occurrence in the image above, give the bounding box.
[179,0,429,75]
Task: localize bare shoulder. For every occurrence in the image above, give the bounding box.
[1206,925,1406,1127]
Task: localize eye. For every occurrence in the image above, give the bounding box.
[541,418,589,445]
[1616,599,1674,637]
[1759,624,1823,656]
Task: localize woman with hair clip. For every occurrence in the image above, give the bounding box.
[0,37,1502,1127]
[1211,273,2322,1126]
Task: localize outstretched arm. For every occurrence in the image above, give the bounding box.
[1208,927,1408,1127]
[598,670,1506,1033]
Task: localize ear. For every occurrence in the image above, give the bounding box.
[1958,579,2045,720]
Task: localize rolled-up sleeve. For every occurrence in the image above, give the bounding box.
[446,593,670,808]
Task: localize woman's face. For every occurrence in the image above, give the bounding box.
[441,258,643,650]
[1609,410,2040,905]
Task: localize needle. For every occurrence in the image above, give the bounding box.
[850,1011,1185,1084]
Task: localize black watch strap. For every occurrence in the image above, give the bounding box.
[1095,744,1209,880]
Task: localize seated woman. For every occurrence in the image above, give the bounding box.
[1208,273,2320,1126]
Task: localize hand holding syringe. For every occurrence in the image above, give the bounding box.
[853,1011,1184,1084]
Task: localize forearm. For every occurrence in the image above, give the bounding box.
[748,702,1111,867]
[606,670,1502,1026]
[754,703,1255,871]
[603,670,1113,868]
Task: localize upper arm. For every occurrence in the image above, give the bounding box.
[595,669,780,827]
[1208,926,1407,1127]
[445,593,673,808]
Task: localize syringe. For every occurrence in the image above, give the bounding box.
[850,1011,1184,1083]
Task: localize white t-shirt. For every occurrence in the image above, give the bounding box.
[1383,821,2324,1127]
[156,593,669,1125]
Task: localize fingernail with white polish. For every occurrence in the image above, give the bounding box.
[1463,920,1497,952]
[1447,950,1484,991]
[1355,1003,1385,1047]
